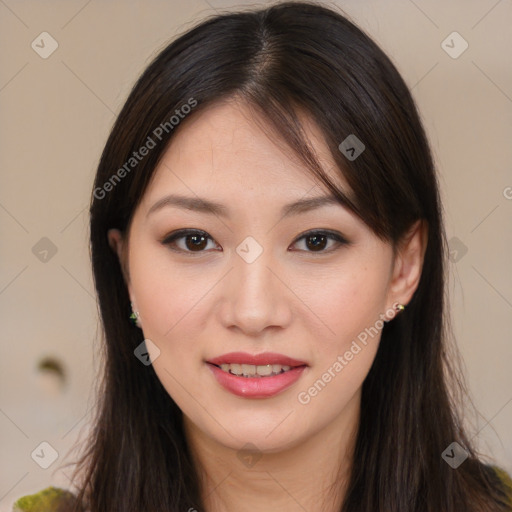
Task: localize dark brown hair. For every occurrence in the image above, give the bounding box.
[67,2,510,510]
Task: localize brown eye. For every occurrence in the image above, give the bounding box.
[291,230,348,253]
[305,233,328,251]
[161,228,348,256]
[185,233,208,251]
[161,229,218,254]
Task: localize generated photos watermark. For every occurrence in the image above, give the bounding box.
[93,97,198,200]
[297,305,399,405]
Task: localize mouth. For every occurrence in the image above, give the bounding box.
[206,351,308,379]
[208,362,304,378]
[205,353,309,398]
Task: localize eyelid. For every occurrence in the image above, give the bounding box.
[160,229,220,254]
[291,229,349,252]
[160,228,349,255]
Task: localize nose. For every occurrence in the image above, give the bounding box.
[219,244,292,336]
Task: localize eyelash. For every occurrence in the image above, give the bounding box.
[160,228,349,256]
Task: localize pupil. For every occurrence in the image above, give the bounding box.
[186,234,207,251]
[306,234,326,251]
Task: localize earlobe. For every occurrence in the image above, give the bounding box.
[388,220,428,308]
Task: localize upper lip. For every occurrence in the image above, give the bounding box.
[207,352,308,367]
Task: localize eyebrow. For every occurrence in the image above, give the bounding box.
[146,193,346,219]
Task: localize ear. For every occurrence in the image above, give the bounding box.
[108,228,131,290]
[108,229,141,326]
[386,219,428,309]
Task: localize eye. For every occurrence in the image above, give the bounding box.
[161,228,349,255]
[290,230,348,253]
[161,229,219,254]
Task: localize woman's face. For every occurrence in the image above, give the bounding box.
[109,99,414,454]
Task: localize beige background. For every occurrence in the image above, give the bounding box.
[1,0,511,508]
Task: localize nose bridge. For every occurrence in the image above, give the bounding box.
[235,238,275,305]
[223,236,289,333]
[237,247,272,297]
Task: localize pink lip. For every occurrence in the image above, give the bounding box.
[206,363,307,398]
[205,352,308,399]
[206,352,308,367]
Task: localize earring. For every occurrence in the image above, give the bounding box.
[129,303,142,328]
[384,302,406,323]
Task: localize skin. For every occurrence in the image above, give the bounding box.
[108,98,426,512]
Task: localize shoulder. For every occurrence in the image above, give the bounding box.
[12,486,80,512]
[10,468,512,510]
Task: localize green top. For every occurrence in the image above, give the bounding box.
[12,465,512,511]
[495,466,512,507]
[12,486,78,512]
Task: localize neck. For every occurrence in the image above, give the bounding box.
[183,391,360,512]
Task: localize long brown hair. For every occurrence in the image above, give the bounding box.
[67,2,510,510]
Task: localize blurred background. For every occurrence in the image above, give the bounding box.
[1,0,511,509]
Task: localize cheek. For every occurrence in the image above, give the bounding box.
[301,258,391,356]
[291,253,391,412]
[294,266,388,419]
[128,245,219,358]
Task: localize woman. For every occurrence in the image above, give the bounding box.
[13,2,512,511]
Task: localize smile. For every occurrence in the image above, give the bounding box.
[215,363,293,377]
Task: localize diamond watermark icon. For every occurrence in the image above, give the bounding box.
[32,237,58,263]
[448,236,468,263]
[441,32,468,59]
[134,339,161,366]
[31,32,59,59]
[236,236,263,264]
[31,441,59,469]
[236,442,262,468]
[339,134,365,161]
[442,441,469,469]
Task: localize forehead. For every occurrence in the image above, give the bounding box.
[142,99,348,206]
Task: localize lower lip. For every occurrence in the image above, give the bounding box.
[206,363,307,398]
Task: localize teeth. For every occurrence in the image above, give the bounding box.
[241,364,256,376]
[256,364,273,376]
[218,363,293,377]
